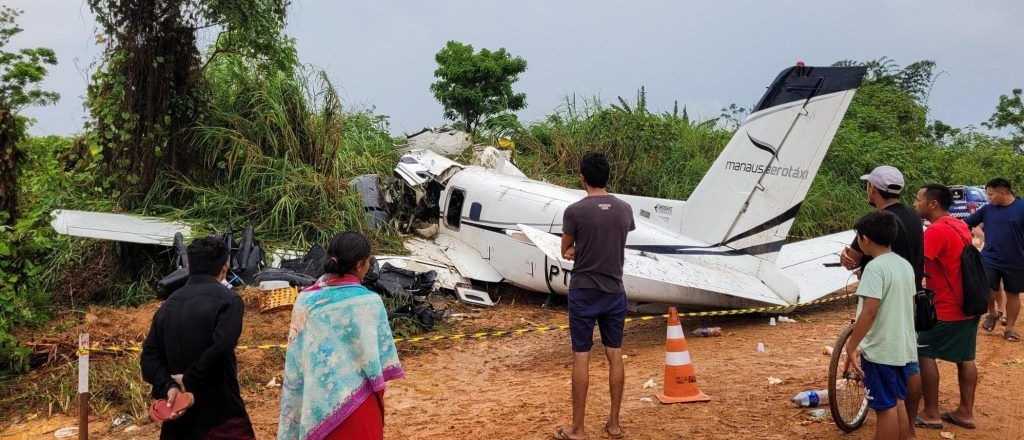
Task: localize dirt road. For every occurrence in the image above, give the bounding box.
[3,292,1023,439]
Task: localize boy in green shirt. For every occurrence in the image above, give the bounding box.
[844,211,918,440]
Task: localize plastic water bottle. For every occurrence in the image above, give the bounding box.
[792,390,828,408]
[692,327,722,337]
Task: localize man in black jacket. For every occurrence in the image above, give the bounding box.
[141,236,254,439]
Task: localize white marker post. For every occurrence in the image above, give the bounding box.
[78,333,89,440]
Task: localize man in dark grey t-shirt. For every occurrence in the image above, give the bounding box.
[555,152,634,440]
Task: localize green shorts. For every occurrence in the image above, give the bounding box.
[917,318,980,363]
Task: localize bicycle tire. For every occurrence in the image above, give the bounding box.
[828,322,869,432]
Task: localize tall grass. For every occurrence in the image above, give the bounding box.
[144,58,402,252]
[514,91,730,198]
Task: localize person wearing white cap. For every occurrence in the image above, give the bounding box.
[841,165,925,439]
[842,165,924,285]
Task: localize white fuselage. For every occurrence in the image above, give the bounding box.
[437,167,780,307]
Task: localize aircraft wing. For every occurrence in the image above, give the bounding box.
[50,210,191,246]
[777,230,857,304]
[518,224,789,306]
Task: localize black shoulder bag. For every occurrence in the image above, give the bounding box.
[914,288,937,332]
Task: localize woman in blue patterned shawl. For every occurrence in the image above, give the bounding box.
[278,232,404,440]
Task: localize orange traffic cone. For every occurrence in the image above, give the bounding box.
[656,306,711,404]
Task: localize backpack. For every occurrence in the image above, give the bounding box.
[938,222,991,316]
[959,244,991,316]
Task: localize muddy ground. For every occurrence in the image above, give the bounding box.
[2,289,1022,439]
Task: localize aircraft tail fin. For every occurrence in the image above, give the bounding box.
[679,65,866,262]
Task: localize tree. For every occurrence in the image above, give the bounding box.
[985,88,1024,149]
[0,6,58,225]
[832,57,938,104]
[430,41,527,134]
[86,0,294,206]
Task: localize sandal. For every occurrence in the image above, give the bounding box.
[604,424,625,439]
[554,426,585,440]
[1005,329,1021,342]
[941,412,976,430]
[914,416,942,430]
[982,314,998,332]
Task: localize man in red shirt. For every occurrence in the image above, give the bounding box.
[912,184,980,430]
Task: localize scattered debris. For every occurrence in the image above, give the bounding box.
[756,342,766,353]
[54,427,77,439]
[351,174,389,229]
[767,377,783,386]
[621,354,629,360]
[472,146,526,178]
[639,397,654,403]
[792,390,828,407]
[413,222,439,239]
[404,127,471,156]
[125,426,141,433]
[266,377,280,388]
[692,327,722,337]
[940,432,956,439]
[769,317,777,326]
[823,346,834,356]
[778,316,797,323]
[455,285,495,307]
[112,414,132,428]
[642,378,657,390]
[807,408,829,421]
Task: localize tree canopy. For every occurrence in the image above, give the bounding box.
[430,41,527,134]
[985,88,1024,149]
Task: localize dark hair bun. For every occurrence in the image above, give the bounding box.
[323,231,372,275]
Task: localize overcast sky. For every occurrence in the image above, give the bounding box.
[9,0,1024,136]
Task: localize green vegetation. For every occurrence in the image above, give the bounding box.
[431,41,527,134]
[0,6,62,372]
[147,57,401,251]
[986,88,1024,147]
[85,0,295,206]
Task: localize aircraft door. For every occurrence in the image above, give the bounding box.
[444,188,466,230]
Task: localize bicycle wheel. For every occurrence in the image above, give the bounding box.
[828,322,869,432]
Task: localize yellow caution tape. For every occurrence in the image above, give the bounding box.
[73,293,854,354]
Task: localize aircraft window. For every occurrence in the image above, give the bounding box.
[446,189,465,229]
[469,202,482,221]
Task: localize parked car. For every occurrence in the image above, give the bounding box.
[950,185,988,220]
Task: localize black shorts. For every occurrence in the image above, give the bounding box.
[568,288,627,352]
[918,318,980,363]
[984,265,1024,293]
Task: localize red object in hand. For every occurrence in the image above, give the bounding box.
[150,392,194,422]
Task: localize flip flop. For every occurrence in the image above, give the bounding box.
[982,314,998,332]
[941,412,976,430]
[1005,330,1021,342]
[914,416,942,430]
[554,426,585,440]
[604,424,625,439]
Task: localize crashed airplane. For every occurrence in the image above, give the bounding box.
[50,64,867,310]
[393,64,867,308]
